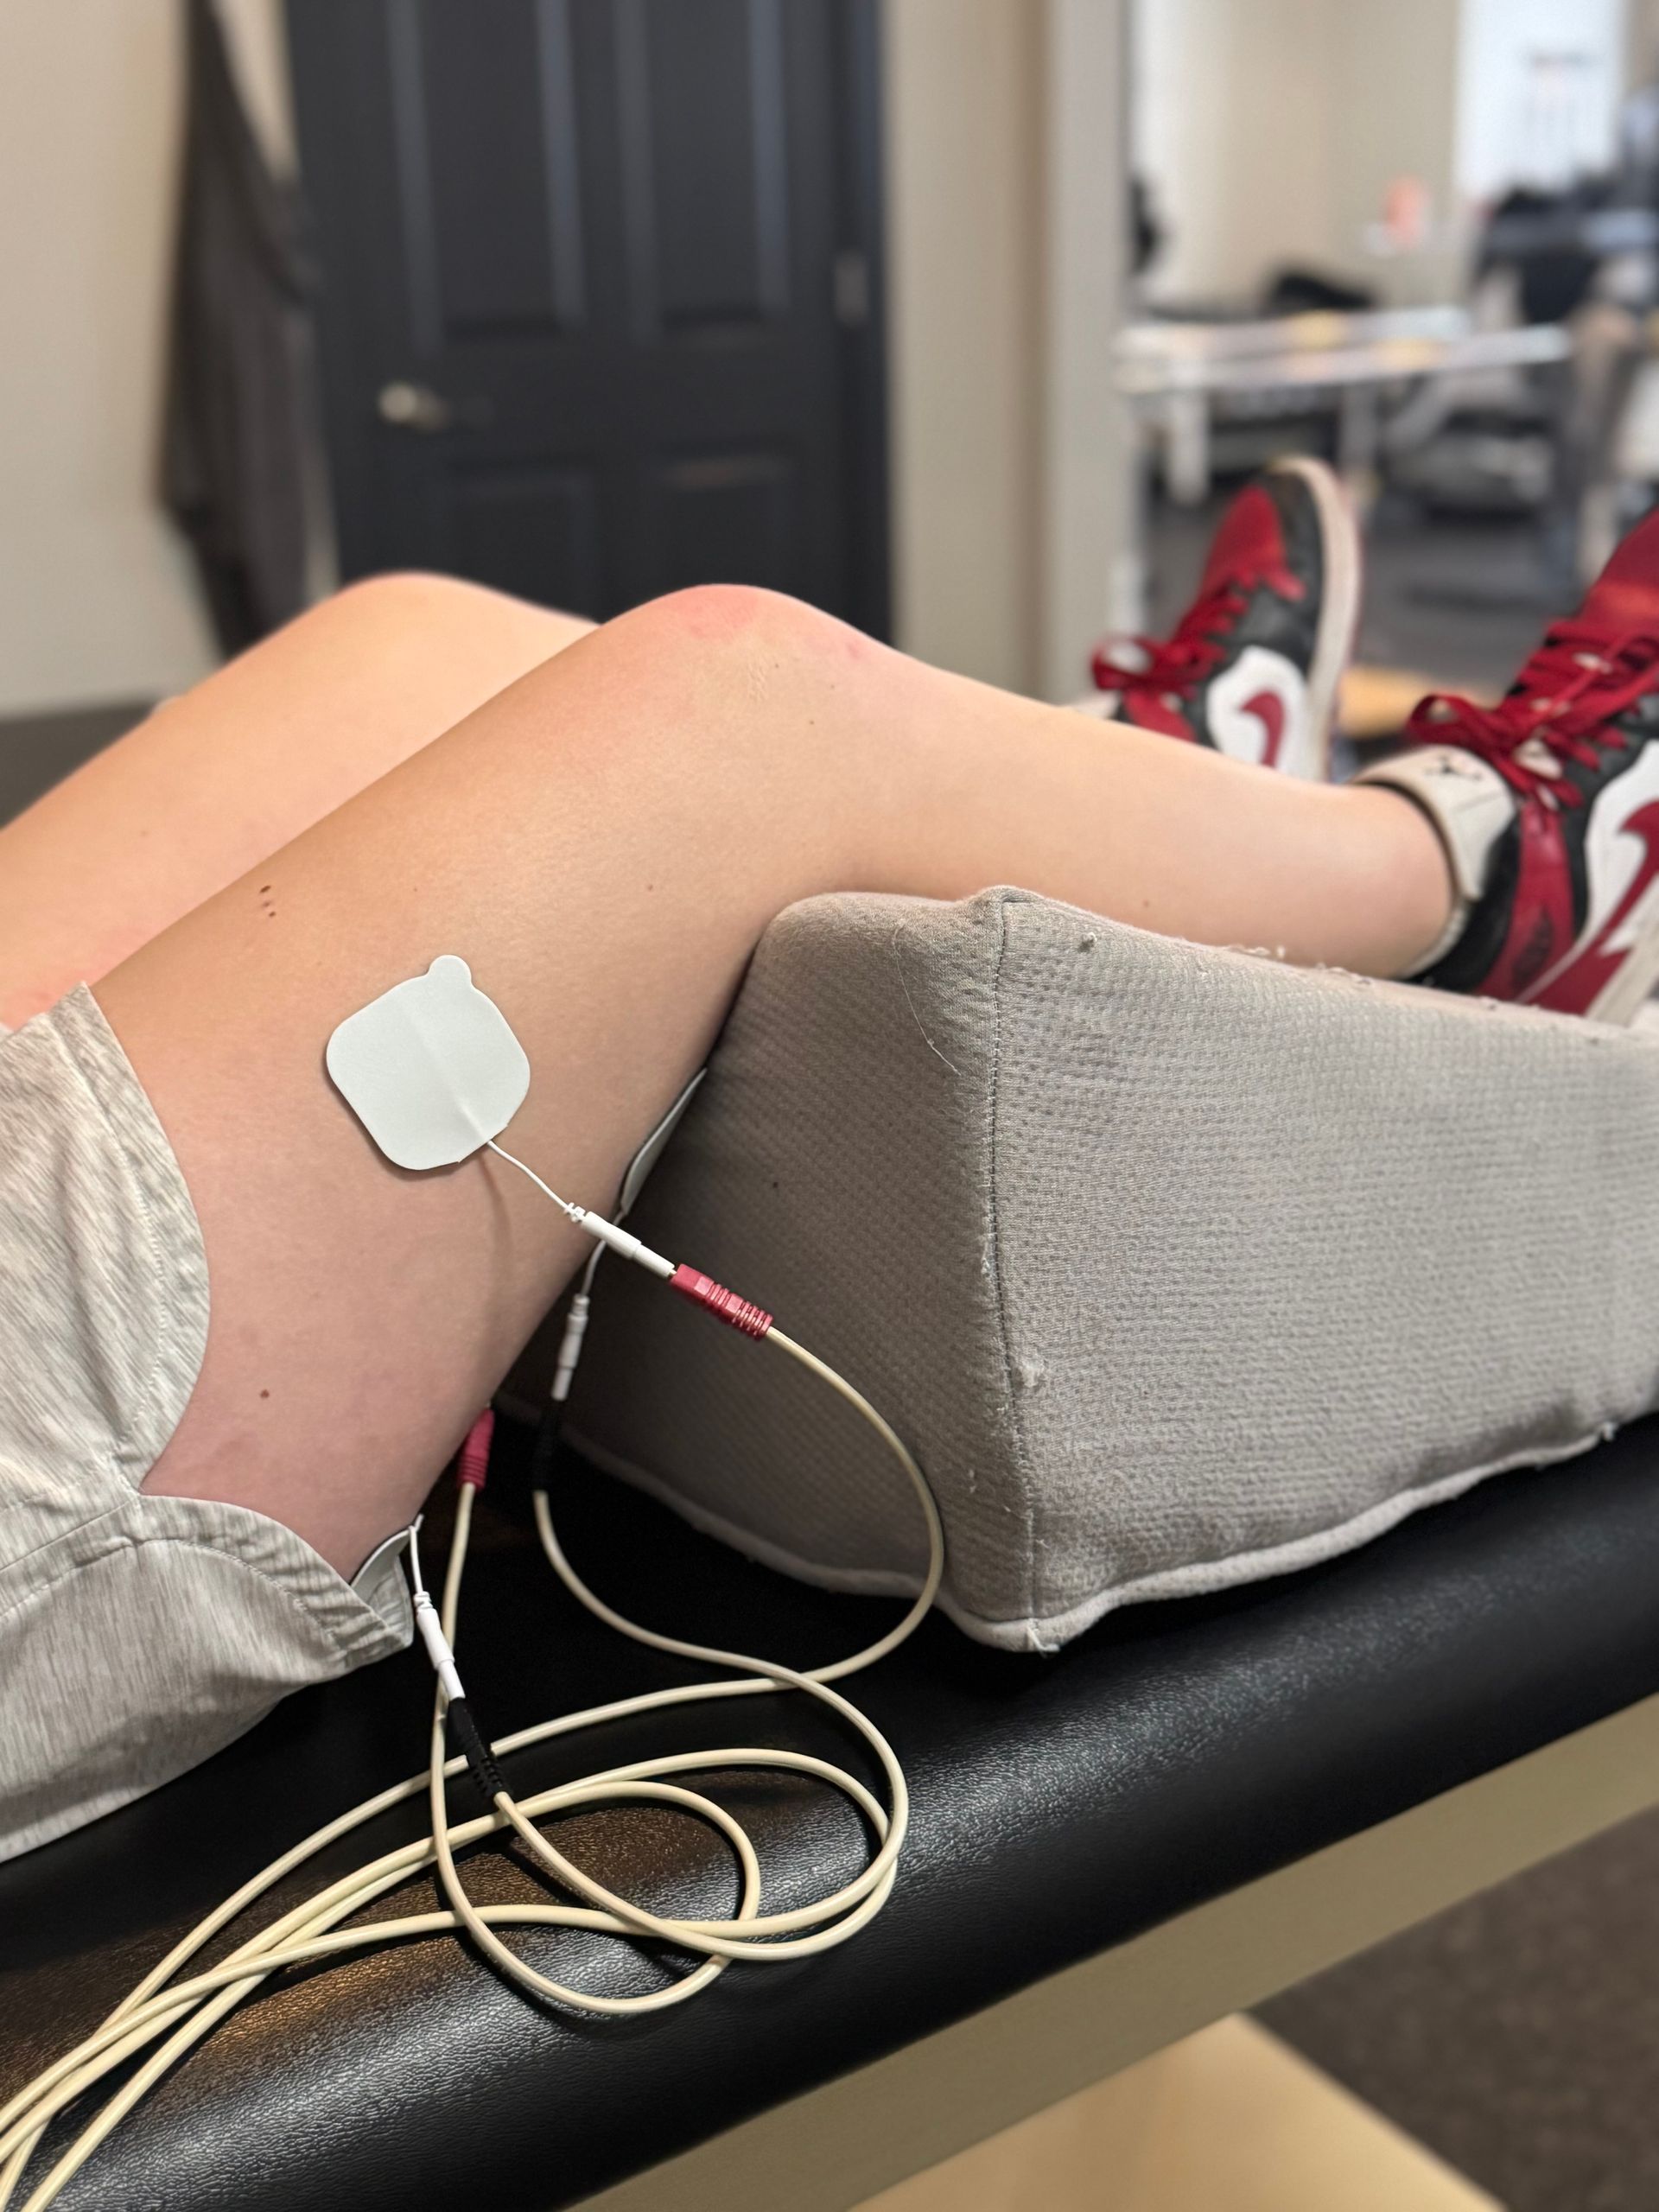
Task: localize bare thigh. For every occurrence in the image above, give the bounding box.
[92,585,1446,1578]
[0,575,593,1028]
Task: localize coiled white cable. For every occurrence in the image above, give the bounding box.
[0,1195,944,2209]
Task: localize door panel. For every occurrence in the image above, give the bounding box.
[617,0,790,335]
[648,450,800,598]
[442,461,602,610]
[414,0,588,340]
[287,0,887,632]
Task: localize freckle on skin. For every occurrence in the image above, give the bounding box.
[259,1389,270,1399]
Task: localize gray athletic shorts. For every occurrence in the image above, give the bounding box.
[0,988,410,1862]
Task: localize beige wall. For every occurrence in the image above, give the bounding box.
[882,0,1045,693]
[1135,0,1344,307]
[1038,0,1137,696]
[0,0,291,719]
[1333,0,1463,308]
[1631,0,1659,86]
[884,0,1132,697]
[1,0,1128,717]
[1135,0,1463,311]
[0,3,210,715]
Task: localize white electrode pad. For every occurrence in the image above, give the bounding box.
[326,955,531,1170]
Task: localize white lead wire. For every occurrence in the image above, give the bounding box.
[0,1260,944,2211]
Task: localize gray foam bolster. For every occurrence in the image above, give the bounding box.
[565,886,1659,1651]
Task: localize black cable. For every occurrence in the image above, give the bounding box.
[529,1403,561,1497]
[445,1696,508,1808]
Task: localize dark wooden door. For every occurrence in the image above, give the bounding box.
[285,0,887,632]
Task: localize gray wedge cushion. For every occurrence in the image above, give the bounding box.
[564,887,1659,1651]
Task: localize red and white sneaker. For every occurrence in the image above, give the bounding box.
[1082,458,1360,780]
[1356,510,1659,1025]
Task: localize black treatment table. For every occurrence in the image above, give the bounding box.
[7,1410,1659,2211]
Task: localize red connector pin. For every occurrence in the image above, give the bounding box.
[456,1408,495,1490]
[670,1265,772,1339]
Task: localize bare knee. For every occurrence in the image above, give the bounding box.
[628,581,850,644]
[452,582,892,800]
[613,584,880,696]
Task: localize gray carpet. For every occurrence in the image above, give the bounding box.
[1262,1808,1659,2211]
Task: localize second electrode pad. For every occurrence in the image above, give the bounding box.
[326,954,531,1170]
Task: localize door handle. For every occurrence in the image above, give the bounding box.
[377,380,455,433]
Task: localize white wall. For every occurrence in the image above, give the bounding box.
[0,0,292,719]
[1457,0,1626,203]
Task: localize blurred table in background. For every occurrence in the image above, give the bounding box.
[1120,309,1572,504]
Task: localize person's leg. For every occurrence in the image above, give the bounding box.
[0,575,594,1028]
[93,584,1452,1578]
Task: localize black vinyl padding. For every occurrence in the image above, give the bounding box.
[6,1414,1659,2211]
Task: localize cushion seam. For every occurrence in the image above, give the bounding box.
[983,890,1038,1625]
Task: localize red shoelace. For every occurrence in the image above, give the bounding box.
[1091,582,1247,706]
[1406,621,1659,804]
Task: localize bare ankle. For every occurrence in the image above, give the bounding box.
[1349,786,1459,977]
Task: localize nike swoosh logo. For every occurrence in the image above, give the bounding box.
[1239,689,1286,770]
[1583,795,1659,971]
[1529,794,1659,1014]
